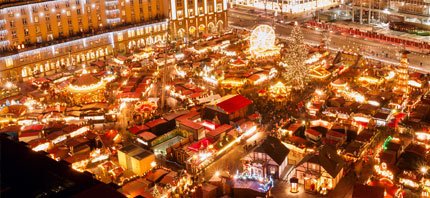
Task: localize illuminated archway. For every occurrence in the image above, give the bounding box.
[146,37,153,45]
[208,22,215,33]
[189,26,196,35]
[217,21,224,32]
[155,35,162,43]
[128,41,137,49]
[178,28,185,38]
[139,38,145,47]
[199,24,205,32]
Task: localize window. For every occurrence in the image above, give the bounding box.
[34,16,39,23]
[68,19,72,25]
[9,21,15,28]
[12,30,17,38]
[140,8,143,13]
[45,17,50,22]
[47,24,52,31]
[66,2,70,7]
[21,9,26,15]
[37,36,42,43]
[22,18,27,25]
[57,14,61,20]
[77,9,81,15]
[76,0,80,5]
[67,10,71,16]
[69,29,73,35]
[24,29,29,36]
[217,3,222,11]
[36,26,40,33]
[55,4,60,9]
[5,57,13,67]
[32,7,38,13]
[177,10,183,18]
[44,4,49,11]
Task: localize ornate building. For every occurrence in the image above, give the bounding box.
[168,0,228,41]
[0,0,169,82]
[230,0,339,14]
[350,0,430,25]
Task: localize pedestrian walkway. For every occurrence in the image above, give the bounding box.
[327,172,356,198]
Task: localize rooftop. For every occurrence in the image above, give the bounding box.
[254,136,290,165]
[0,134,124,197]
[133,149,153,160]
[215,94,252,114]
[297,145,345,178]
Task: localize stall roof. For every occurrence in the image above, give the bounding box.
[177,111,201,122]
[145,118,167,128]
[188,138,212,152]
[162,110,189,121]
[22,124,44,132]
[216,95,252,114]
[179,119,203,130]
[206,124,233,138]
[145,169,169,183]
[129,125,150,135]
[138,132,157,141]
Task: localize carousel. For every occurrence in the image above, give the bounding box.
[66,70,106,105]
[267,81,291,101]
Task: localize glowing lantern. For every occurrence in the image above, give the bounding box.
[290,177,299,193]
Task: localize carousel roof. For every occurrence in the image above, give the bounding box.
[231,58,247,66]
[71,74,101,87]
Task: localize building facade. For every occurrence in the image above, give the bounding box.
[230,0,339,14]
[168,0,228,41]
[0,0,167,50]
[350,0,430,25]
[0,0,170,82]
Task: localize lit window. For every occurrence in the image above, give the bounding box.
[5,57,13,67]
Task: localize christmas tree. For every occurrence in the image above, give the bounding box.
[281,22,309,91]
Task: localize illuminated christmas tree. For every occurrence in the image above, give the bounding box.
[281,22,309,91]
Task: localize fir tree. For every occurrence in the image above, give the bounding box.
[281,22,309,91]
